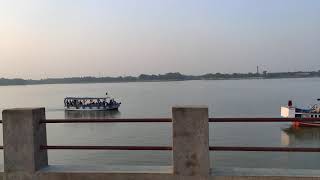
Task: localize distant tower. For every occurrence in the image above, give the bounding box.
[256,66,259,74]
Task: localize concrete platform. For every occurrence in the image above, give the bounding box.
[40,165,173,174]
[213,167,320,177]
[38,166,320,179]
[2,165,320,179]
[40,165,320,177]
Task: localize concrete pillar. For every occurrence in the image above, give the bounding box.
[172,106,210,177]
[2,108,48,180]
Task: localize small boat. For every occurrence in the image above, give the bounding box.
[64,93,121,111]
[281,99,320,127]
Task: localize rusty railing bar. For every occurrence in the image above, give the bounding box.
[41,145,173,151]
[2,118,320,123]
[38,118,320,123]
[210,146,320,152]
[41,118,172,123]
[41,146,320,152]
[209,118,320,122]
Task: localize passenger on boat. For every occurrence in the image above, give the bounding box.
[109,99,115,106]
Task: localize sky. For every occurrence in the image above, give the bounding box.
[0,0,320,79]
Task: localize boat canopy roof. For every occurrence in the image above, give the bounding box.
[65,97,110,100]
[295,108,310,113]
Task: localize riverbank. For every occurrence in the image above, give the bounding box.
[1,71,319,86]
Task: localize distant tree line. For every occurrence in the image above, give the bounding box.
[1,71,320,86]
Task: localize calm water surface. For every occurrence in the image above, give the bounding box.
[0,78,320,169]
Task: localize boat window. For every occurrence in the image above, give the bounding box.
[295,114,302,118]
[311,115,314,118]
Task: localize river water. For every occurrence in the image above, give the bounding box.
[0,78,320,169]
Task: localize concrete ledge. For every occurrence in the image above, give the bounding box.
[38,172,176,180]
[40,165,173,174]
[0,166,318,180]
[36,166,320,180]
[213,176,320,180]
[212,168,320,180]
[38,165,179,180]
[38,165,175,180]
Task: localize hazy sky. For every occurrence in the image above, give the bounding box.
[1,0,320,79]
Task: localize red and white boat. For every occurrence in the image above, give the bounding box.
[281,100,320,127]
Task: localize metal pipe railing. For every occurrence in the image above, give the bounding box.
[209,117,320,122]
[41,145,172,151]
[1,117,320,153]
[38,117,320,123]
[210,146,320,152]
[0,117,319,124]
[40,146,320,152]
[41,118,172,123]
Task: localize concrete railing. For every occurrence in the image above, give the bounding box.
[1,107,320,180]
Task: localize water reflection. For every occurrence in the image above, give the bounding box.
[281,127,320,146]
[65,110,121,119]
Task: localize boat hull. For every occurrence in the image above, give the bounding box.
[65,104,120,111]
[292,121,320,127]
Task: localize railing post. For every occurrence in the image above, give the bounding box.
[172,106,210,179]
[2,108,48,180]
